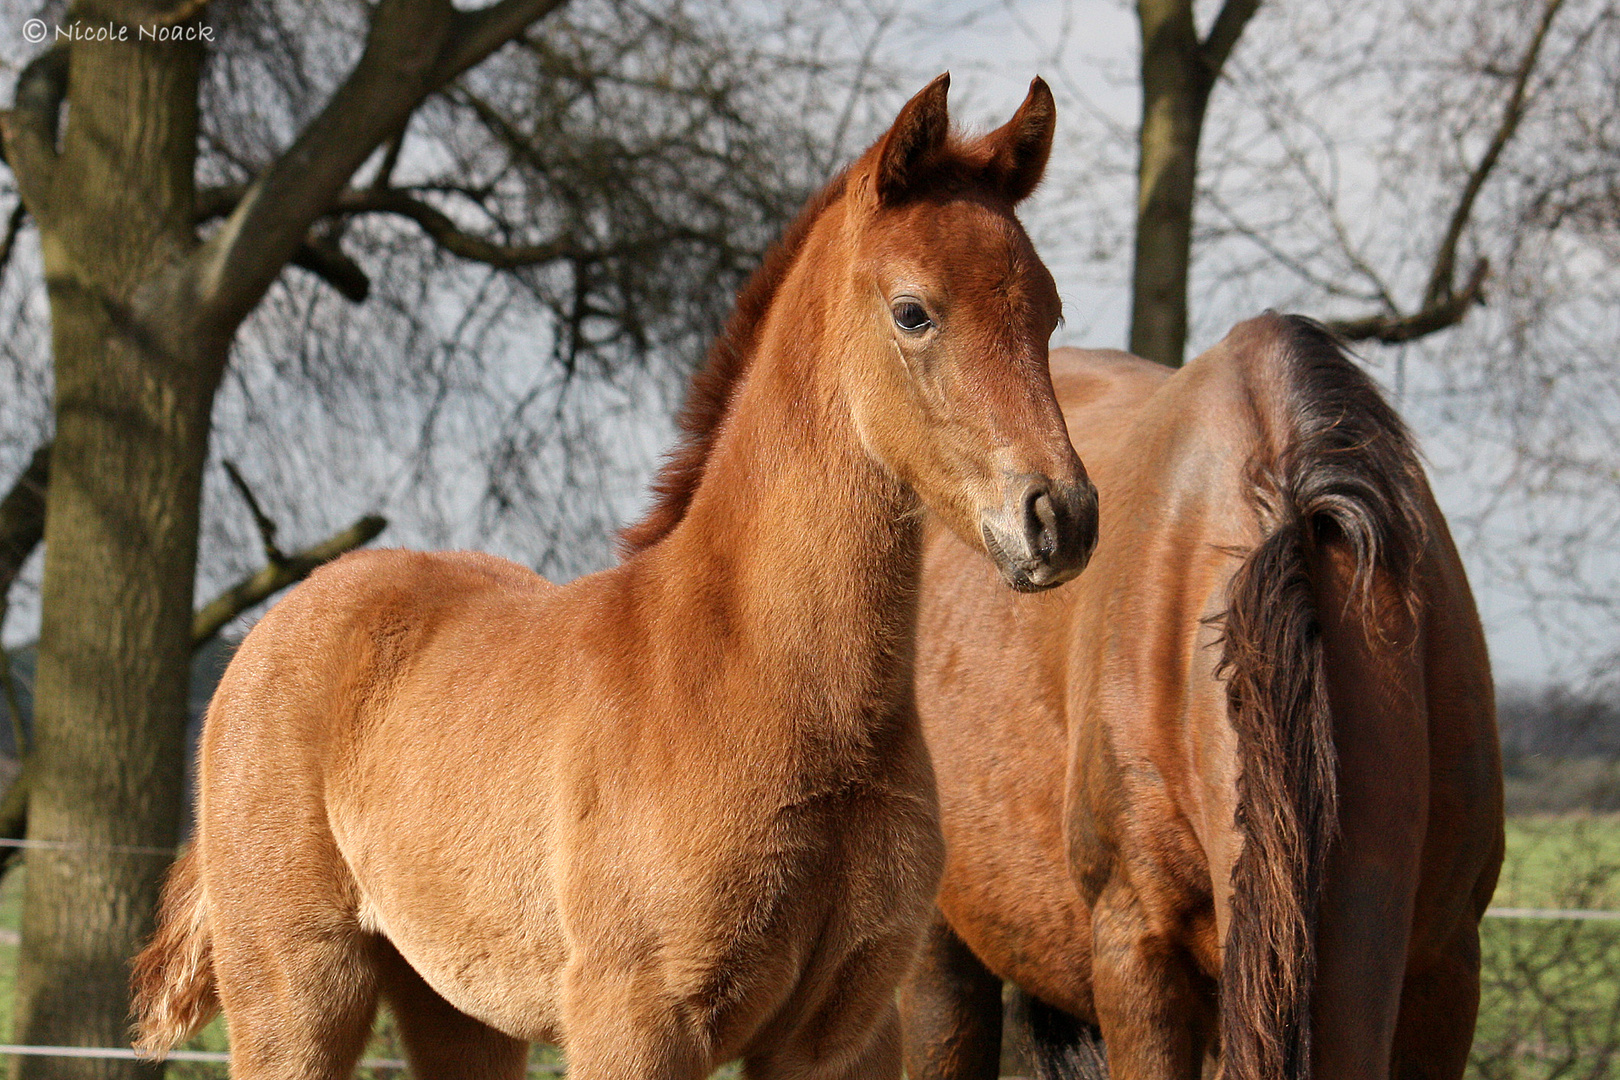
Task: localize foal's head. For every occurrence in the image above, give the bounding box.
[838,74,1097,591]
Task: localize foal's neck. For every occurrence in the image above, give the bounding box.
[659,312,924,750]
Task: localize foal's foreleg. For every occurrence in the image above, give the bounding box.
[558,961,713,1080]
[898,915,1003,1080]
[745,1000,903,1080]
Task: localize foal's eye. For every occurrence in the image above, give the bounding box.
[892,301,933,333]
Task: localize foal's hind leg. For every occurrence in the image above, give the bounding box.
[210,919,382,1080]
[377,945,529,1080]
[899,915,1003,1080]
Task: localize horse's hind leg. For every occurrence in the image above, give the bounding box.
[210,919,382,1080]
[1387,926,1482,1080]
[1089,884,1212,1080]
[377,945,528,1080]
[1024,994,1108,1080]
[899,915,1003,1080]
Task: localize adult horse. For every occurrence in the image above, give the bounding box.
[132,74,1099,1080]
[899,315,1503,1080]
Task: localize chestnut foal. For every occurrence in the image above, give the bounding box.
[133,75,1097,1080]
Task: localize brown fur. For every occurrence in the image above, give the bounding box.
[1219,315,1428,1080]
[133,75,1097,1080]
[615,171,852,557]
[620,72,1065,559]
[899,314,1504,1080]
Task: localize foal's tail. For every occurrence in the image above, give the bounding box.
[131,846,220,1057]
[1217,315,1426,1080]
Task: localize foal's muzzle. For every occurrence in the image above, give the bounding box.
[979,474,1099,592]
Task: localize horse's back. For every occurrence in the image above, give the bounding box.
[919,340,1262,1014]
[202,547,558,769]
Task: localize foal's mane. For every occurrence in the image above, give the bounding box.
[616,171,851,556]
[617,121,1010,557]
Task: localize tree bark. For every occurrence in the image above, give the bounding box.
[1130,0,1258,367]
[0,442,50,758]
[0,5,568,1075]
[5,8,213,1076]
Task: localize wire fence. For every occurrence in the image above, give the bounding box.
[0,832,1615,1076]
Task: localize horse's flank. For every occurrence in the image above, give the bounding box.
[903,313,1503,1080]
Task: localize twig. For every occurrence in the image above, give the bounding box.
[0,202,26,289]
[1425,0,1567,309]
[221,460,284,565]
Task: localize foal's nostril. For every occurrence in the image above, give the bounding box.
[1022,485,1059,560]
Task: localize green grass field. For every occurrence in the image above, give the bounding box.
[0,816,1615,1077]
[1471,815,1620,1079]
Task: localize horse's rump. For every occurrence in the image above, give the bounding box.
[1217,314,1427,1080]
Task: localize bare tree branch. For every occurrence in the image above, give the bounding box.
[0,443,49,609]
[193,183,249,223]
[0,201,26,292]
[135,0,214,30]
[290,237,371,303]
[192,514,387,648]
[1202,0,1262,76]
[194,0,569,334]
[0,442,49,760]
[434,0,572,85]
[1329,257,1490,345]
[195,184,371,301]
[1318,0,1562,346]
[0,45,70,218]
[330,187,720,269]
[1426,0,1566,308]
[222,461,285,564]
[334,188,577,268]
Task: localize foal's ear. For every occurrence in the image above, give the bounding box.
[978,77,1056,203]
[875,73,952,206]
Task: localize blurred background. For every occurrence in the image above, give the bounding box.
[0,0,1615,1077]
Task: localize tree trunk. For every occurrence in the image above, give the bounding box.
[9,14,213,1080]
[0,5,567,1075]
[1130,0,1212,368]
[1129,0,1258,367]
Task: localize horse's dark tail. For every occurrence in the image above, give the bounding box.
[1019,989,1109,1080]
[1217,314,1427,1080]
